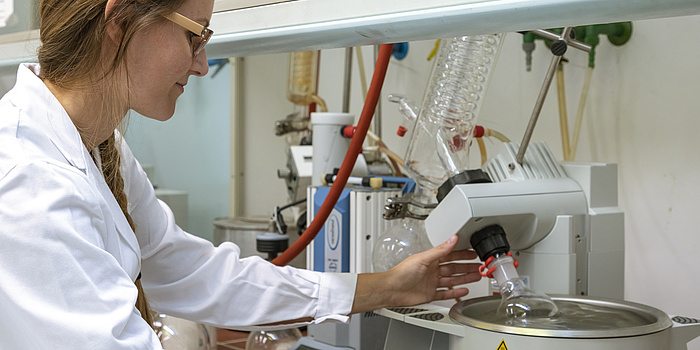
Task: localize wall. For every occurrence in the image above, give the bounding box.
[125,64,231,242]
[236,14,700,347]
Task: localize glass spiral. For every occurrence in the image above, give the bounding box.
[403,34,504,192]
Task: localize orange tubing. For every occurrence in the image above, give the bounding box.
[272,44,394,266]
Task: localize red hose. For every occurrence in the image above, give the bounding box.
[273,44,394,266]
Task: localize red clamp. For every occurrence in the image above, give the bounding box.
[478,252,519,279]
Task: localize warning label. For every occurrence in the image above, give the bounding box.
[497,339,508,350]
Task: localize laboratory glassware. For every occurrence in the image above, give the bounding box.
[402,34,504,194]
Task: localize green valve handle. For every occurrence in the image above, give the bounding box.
[522,22,632,69]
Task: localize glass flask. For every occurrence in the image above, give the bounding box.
[153,313,213,350]
[245,328,303,350]
[484,254,559,325]
[402,34,504,191]
[372,217,432,272]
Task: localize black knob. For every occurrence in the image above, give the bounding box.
[551,39,568,56]
[470,225,510,261]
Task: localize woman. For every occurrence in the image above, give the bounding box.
[0,0,482,348]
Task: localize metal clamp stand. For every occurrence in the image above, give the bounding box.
[513,27,592,168]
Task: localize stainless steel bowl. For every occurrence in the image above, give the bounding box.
[449,294,672,339]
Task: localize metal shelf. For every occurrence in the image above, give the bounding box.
[0,29,39,67]
[1,0,700,66]
[206,0,700,58]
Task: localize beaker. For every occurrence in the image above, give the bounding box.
[402,34,504,192]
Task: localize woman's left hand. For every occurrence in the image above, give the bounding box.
[352,235,482,313]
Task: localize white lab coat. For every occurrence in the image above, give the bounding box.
[0,64,357,349]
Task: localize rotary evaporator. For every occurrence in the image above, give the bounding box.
[374,28,700,350]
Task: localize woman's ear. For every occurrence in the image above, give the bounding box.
[105,0,124,19]
[104,0,125,45]
[105,16,123,45]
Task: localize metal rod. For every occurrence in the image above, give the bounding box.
[373,45,382,142]
[516,27,573,165]
[531,29,592,53]
[342,47,353,113]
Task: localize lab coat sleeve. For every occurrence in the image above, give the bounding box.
[121,143,358,329]
[0,161,162,349]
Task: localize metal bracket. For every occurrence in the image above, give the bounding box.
[383,194,437,220]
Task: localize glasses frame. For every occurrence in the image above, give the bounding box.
[163,11,213,57]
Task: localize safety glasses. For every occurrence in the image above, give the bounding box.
[163,11,213,57]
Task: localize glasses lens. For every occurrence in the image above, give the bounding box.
[193,28,213,57]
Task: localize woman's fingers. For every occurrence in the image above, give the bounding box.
[438,272,482,288]
[438,262,481,277]
[419,235,459,264]
[439,249,478,263]
[435,287,470,301]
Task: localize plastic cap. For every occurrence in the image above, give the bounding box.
[473,125,485,138]
[368,177,383,189]
[397,126,408,137]
[343,126,356,139]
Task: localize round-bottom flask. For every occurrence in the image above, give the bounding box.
[498,278,560,324]
[486,254,559,325]
[153,313,213,350]
[245,328,302,350]
[372,217,432,272]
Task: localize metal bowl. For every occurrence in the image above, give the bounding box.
[449,294,672,339]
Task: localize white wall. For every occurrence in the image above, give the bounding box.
[236,14,700,347]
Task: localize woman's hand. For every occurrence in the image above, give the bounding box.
[351,235,482,313]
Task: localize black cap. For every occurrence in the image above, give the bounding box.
[470,225,510,261]
[257,233,289,261]
[436,169,491,203]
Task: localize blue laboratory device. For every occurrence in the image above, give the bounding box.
[312,187,351,273]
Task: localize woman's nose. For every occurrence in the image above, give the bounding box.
[191,49,210,77]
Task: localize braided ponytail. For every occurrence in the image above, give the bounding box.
[99,133,154,327]
[38,0,187,329]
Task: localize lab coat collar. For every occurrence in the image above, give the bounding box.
[8,63,90,172]
[7,63,141,259]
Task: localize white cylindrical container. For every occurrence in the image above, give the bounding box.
[310,112,354,186]
[213,217,270,258]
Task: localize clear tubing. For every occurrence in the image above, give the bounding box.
[570,67,594,161]
[556,66,572,161]
[403,34,504,192]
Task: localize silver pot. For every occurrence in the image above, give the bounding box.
[448,295,700,350]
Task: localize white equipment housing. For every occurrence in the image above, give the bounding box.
[425,142,624,298]
[307,186,401,349]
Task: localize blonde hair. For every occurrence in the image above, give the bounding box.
[38,0,187,328]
